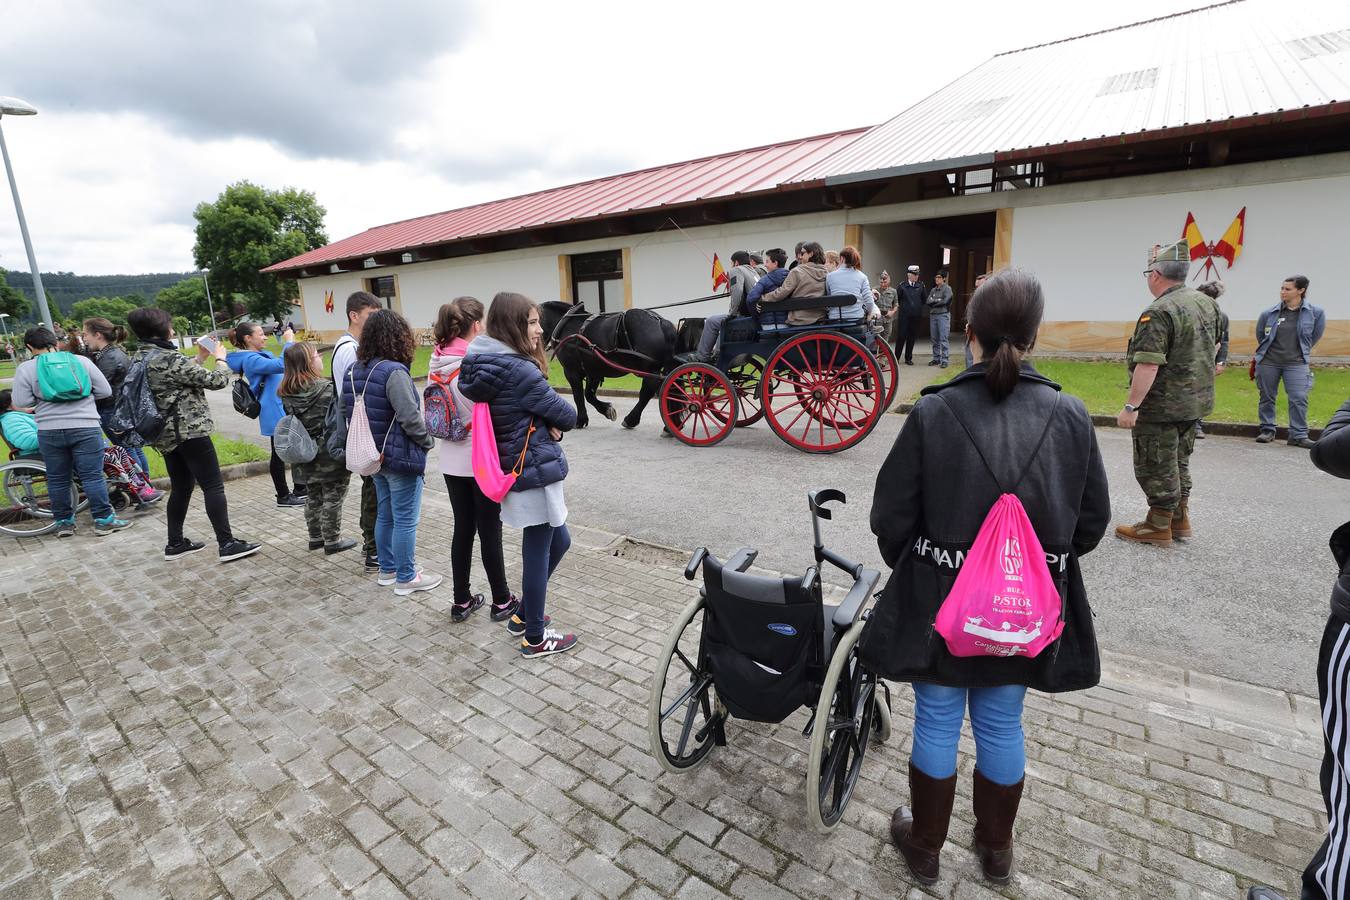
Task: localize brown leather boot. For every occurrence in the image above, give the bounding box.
[889,763,957,885]
[972,769,1024,884]
[1171,503,1192,538]
[1114,507,1173,545]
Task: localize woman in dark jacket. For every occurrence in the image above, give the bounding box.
[459,292,579,659]
[861,269,1111,886]
[341,310,438,596]
[1250,403,1350,900]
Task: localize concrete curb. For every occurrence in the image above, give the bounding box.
[147,459,270,491]
[891,401,1324,439]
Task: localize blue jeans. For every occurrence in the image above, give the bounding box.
[929,312,950,364]
[131,446,149,474]
[1257,362,1313,440]
[373,471,423,582]
[520,523,571,642]
[37,427,114,523]
[911,682,1027,786]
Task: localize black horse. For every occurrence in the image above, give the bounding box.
[539,301,682,429]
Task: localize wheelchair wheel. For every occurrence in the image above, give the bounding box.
[648,594,725,773]
[806,619,880,832]
[0,460,85,537]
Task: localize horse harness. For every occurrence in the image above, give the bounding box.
[549,305,666,379]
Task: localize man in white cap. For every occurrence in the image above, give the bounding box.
[893,265,926,365]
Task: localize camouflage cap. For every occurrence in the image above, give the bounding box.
[1149,239,1190,265]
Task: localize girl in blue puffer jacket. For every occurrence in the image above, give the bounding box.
[459,292,579,659]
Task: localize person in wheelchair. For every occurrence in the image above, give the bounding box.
[861,269,1111,885]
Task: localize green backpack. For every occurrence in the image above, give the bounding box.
[35,351,92,402]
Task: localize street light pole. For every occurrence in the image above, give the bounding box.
[0,97,54,330]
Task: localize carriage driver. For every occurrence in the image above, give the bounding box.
[681,250,760,364]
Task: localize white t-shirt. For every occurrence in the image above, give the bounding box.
[332,333,359,394]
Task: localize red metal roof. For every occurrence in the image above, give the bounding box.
[265,128,866,274]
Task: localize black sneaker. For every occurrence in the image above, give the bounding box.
[903,358,914,365]
[928,359,940,366]
[1289,437,1317,449]
[506,613,551,637]
[308,538,325,551]
[451,594,486,623]
[363,552,381,571]
[324,538,358,555]
[1255,431,1275,443]
[276,494,306,508]
[164,538,206,560]
[489,594,520,622]
[219,539,261,562]
[519,628,577,659]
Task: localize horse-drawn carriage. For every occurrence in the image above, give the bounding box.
[542,295,898,455]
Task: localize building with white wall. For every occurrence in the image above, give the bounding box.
[269,0,1350,355]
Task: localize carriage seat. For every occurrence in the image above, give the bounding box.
[758,294,865,334]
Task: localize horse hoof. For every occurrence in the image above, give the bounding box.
[622,419,637,430]
[604,407,618,421]
[576,419,589,430]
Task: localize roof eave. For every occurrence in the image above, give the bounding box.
[820,153,997,187]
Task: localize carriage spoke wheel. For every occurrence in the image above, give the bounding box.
[0,461,83,537]
[869,336,901,411]
[648,594,725,773]
[762,333,884,453]
[806,620,878,831]
[659,364,739,447]
[726,356,765,427]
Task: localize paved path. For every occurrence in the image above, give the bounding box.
[0,473,1327,898]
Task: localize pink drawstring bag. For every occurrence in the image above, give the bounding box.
[471,402,533,503]
[932,393,1064,659]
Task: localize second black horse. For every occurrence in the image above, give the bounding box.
[539,301,684,429]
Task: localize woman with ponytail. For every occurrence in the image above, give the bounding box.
[861,269,1111,887]
[429,297,520,624]
[83,317,159,503]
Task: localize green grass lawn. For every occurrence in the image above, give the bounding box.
[915,359,1350,429]
[141,435,267,480]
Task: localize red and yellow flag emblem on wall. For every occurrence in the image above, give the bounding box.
[1213,207,1245,267]
[1182,213,1208,261]
[711,254,728,292]
[324,290,334,314]
[1180,208,1246,279]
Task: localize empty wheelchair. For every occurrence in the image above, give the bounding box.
[647,489,892,832]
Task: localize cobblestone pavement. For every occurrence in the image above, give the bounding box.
[0,473,1328,898]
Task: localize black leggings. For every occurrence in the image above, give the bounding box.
[162,435,233,546]
[444,474,511,604]
[268,439,293,499]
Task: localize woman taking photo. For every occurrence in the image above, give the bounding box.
[82,316,161,505]
[861,269,1110,886]
[429,297,520,623]
[127,307,259,562]
[341,309,439,595]
[226,321,305,507]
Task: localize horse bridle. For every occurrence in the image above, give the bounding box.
[547,303,591,352]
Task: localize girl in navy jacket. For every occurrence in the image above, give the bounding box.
[459,292,578,659]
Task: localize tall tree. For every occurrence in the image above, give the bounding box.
[0,268,32,322]
[71,296,140,326]
[192,181,327,324]
[154,276,212,323]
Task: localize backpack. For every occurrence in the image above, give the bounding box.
[345,362,393,476]
[424,369,470,441]
[273,389,327,465]
[471,402,532,503]
[107,350,165,447]
[35,351,92,402]
[232,373,261,419]
[932,394,1064,659]
[324,391,347,462]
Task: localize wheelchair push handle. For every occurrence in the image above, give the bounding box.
[807,489,864,580]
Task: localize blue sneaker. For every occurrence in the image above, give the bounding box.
[93,516,133,536]
[54,518,76,538]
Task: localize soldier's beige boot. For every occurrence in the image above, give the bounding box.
[1171,503,1192,539]
[1115,507,1173,545]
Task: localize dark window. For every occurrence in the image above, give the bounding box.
[366,276,397,308]
[571,250,624,312]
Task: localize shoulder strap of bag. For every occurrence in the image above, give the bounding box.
[933,390,1060,494]
[511,422,536,477]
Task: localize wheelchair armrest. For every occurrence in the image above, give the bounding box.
[831,568,881,630]
[684,547,708,580]
[724,547,759,573]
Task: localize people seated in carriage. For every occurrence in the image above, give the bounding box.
[682,250,760,363]
[745,247,789,315]
[824,245,880,325]
[758,241,829,326]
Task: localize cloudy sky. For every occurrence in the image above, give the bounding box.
[0,0,1198,275]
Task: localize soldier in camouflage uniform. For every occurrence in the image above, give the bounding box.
[1115,239,1224,545]
[279,344,355,554]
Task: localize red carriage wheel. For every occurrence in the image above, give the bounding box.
[870,336,900,410]
[659,363,740,447]
[726,356,765,427]
[761,332,884,454]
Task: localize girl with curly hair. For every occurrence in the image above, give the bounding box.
[340,309,439,595]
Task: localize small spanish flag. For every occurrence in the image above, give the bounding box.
[324,290,334,314]
[1213,207,1245,268]
[1181,212,1207,261]
[711,254,728,292]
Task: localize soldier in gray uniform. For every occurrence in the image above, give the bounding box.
[1115,240,1223,545]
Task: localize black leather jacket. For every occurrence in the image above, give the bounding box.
[1312,399,1350,623]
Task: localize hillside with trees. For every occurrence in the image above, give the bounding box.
[4,271,196,318]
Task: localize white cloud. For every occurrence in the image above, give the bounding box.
[0,0,1199,274]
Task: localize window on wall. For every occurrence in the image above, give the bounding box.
[571,250,623,313]
[364,275,397,309]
